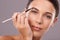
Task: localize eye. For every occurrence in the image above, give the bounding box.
[46,15,52,19]
[31,10,38,14]
[44,12,52,19]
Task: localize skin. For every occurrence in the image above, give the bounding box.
[0,0,58,40]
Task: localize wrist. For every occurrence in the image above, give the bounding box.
[23,36,32,40]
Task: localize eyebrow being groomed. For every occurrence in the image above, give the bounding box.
[25,7,39,12]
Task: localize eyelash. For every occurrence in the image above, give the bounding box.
[46,15,52,19]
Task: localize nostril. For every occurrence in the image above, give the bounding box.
[36,21,42,24]
[38,22,42,24]
[36,19,43,24]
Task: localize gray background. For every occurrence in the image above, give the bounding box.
[0,0,60,40]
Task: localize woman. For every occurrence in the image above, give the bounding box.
[0,0,59,40]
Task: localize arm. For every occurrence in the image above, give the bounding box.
[0,35,23,40]
[0,36,14,40]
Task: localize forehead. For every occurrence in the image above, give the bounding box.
[28,0,55,13]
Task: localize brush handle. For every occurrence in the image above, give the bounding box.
[2,18,12,23]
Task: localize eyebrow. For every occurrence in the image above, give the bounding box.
[25,7,39,12]
[25,7,53,16]
[45,12,53,16]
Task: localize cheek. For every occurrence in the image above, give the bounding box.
[28,14,37,22]
[28,14,37,25]
[43,20,52,30]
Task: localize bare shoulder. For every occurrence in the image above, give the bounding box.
[0,34,23,40]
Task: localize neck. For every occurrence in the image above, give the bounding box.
[32,36,41,40]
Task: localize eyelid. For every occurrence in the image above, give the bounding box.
[44,15,52,19]
[44,14,52,17]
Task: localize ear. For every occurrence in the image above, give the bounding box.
[51,17,58,27]
[53,17,58,24]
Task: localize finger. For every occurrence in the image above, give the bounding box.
[25,15,29,27]
[20,11,27,24]
[12,12,18,23]
[17,14,21,23]
[17,12,25,24]
[20,13,26,24]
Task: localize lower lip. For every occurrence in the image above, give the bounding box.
[32,27,40,31]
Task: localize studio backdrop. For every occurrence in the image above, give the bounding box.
[0,0,60,40]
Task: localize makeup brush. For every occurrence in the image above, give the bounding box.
[2,11,29,23]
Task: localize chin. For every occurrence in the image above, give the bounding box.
[32,31,43,37]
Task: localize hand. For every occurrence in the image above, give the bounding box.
[12,11,33,40]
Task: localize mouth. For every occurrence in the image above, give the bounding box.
[31,25,42,31]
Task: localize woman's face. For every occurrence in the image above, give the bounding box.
[27,0,57,37]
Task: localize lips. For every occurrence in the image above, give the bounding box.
[32,25,42,31]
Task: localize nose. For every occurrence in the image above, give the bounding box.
[36,15,43,25]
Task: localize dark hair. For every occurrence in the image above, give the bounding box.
[26,0,59,17]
